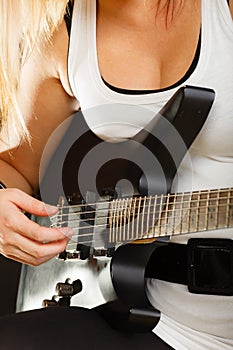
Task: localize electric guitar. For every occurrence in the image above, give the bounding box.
[17,85,230,331]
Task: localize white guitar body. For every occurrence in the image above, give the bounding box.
[17,86,218,319]
[17,255,116,312]
[17,182,233,314]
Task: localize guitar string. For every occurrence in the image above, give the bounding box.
[65,207,233,248]
[53,189,233,213]
[50,198,233,226]
[51,199,233,223]
[52,201,233,244]
[63,211,233,248]
[51,196,233,219]
[44,189,232,245]
[51,202,233,230]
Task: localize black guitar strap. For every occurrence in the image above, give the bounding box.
[110,85,215,313]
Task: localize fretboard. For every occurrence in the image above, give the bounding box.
[51,187,233,253]
[108,188,233,243]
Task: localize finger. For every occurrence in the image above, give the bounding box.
[8,188,58,216]
[21,236,70,259]
[1,232,69,266]
[3,248,59,266]
[3,209,74,242]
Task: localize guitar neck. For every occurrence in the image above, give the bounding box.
[52,187,233,255]
[109,188,233,242]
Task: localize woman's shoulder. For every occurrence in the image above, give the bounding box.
[229,0,233,18]
[48,20,73,97]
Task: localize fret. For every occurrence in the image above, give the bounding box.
[194,191,201,232]
[126,198,133,241]
[109,200,114,243]
[159,194,166,236]
[122,198,127,242]
[208,190,219,230]
[154,194,164,237]
[215,190,220,228]
[208,191,214,230]
[112,199,118,243]
[140,196,146,238]
[125,198,129,241]
[121,199,125,240]
[172,192,188,235]
[148,194,158,237]
[170,192,177,234]
[136,197,142,239]
[204,190,210,231]
[196,191,208,232]
[120,198,125,242]
[161,193,170,236]
[146,196,152,235]
[218,189,227,229]
[180,192,190,234]
[226,189,233,228]
[118,199,124,241]
[187,191,192,233]
[108,201,113,243]
[225,190,230,228]
[173,192,184,235]
[190,193,198,232]
[172,191,192,235]
[75,187,233,247]
[151,195,158,237]
[167,192,183,235]
[118,198,123,243]
[115,199,121,242]
[131,197,137,239]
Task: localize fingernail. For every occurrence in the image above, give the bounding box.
[44,204,58,215]
[59,227,74,238]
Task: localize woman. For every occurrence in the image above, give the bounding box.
[0,0,232,349]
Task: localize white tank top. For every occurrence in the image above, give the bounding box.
[68,0,233,348]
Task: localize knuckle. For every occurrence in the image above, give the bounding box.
[0,230,16,249]
[2,215,15,229]
[1,233,12,247]
[32,254,54,266]
[30,258,43,267]
[31,230,43,242]
[0,231,6,245]
[0,243,13,258]
[30,199,44,213]
[30,226,48,243]
[32,247,44,260]
[30,259,40,267]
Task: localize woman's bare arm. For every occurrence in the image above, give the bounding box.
[0,21,79,265]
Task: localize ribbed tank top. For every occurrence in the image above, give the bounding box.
[67,0,233,348]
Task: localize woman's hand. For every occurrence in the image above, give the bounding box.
[0,188,73,266]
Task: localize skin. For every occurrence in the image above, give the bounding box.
[0,0,232,266]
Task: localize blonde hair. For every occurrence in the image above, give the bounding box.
[0,0,68,141]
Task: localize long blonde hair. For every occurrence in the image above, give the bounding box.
[0,0,184,142]
[0,0,68,141]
